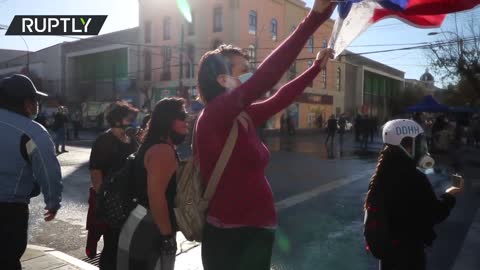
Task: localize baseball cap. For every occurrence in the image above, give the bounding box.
[0,74,48,98]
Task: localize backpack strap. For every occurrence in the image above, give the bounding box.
[202,116,242,201]
[203,112,252,202]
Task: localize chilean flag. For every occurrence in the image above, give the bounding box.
[329,0,480,57]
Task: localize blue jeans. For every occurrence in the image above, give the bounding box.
[55,127,66,151]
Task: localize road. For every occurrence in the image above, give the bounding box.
[26,132,480,269]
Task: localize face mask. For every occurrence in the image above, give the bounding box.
[170,131,186,145]
[238,72,253,84]
[224,76,240,91]
[28,102,39,120]
[418,155,435,169]
[400,135,435,169]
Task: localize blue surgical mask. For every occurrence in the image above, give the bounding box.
[238,72,253,84]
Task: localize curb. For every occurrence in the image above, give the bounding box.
[27,245,98,270]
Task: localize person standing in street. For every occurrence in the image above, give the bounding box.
[195,1,336,268]
[325,115,337,144]
[365,119,463,270]
[316,114,324,130]
[118,98,188,270]
[71,110,82,140]
[89,101,139,270]
[53,106,69,154]
[369,117,377,143]
[338,114,347,149]
[286,114,296,136]
[354,114,362,142]
[0,74,63,270]
[361,115,370,150]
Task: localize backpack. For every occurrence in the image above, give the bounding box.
[175,113,250,242]
[363,183,395,260]
[98,153,138,228]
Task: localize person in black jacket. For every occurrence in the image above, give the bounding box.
[325,115,337,144]
[365,119,464,270]
[89,101,139,270]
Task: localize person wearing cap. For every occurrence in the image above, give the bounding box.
[0,74,63,270]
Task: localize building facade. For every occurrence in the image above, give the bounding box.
[0,46,63,98]
[63,27,140,105]
[338,51,405,123]
[139,0,339,129]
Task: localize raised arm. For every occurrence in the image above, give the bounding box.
[247,49,333,127]
[205,1,336,127]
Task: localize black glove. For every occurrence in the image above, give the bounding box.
[159,235,177,256]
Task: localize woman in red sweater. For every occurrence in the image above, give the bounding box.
[195,1,335,269]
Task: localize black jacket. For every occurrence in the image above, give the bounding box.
[375,147,455,247]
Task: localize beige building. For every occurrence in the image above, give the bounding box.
[138,0,341,129]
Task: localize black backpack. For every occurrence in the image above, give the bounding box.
[363,183,396,260]
[98,153,138,228]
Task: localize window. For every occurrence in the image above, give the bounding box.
[161,47,172,81]
[271,18,278,41]
[308,60,314,87]
[163,17,171,40]
[336,67,341,91]
[322,39,328,48]
[249,10,257,34]
[144,20,152,43]
[213,7,223,32]
[247,44,256,67]
[188,12,195,35]
[144,50,151,81]
[322,68,327,88]
[308,36,314,53]
[185,44,195,78]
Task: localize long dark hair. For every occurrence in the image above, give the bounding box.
[142,98,185,145]
[365,146,389,210]
[364,139,415,210]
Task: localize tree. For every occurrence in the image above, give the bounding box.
[391,83,428,115]
[427,15,480,105]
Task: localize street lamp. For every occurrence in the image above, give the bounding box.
[0,24,30,75]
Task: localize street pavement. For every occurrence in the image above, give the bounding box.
[25,131,480,269]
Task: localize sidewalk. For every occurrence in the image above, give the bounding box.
[21,245,98,270]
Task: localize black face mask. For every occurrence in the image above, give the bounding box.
[170,131,186,145]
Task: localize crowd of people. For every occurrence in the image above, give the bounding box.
[0,1,471,270]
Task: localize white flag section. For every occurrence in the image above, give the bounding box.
[329,1,381,58]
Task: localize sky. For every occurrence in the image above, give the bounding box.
[0,0,478,87]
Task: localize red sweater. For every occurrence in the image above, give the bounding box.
[196,6,335,228]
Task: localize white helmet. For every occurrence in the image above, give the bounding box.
[382,119,424,146]
[382,119,434,169]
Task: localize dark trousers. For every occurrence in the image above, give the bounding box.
[379,247,426,270]
[0,203,29,270]
[202,224,275,270]
[55,127,67,152]
[325,130,336,144]
[100,229,120,270]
